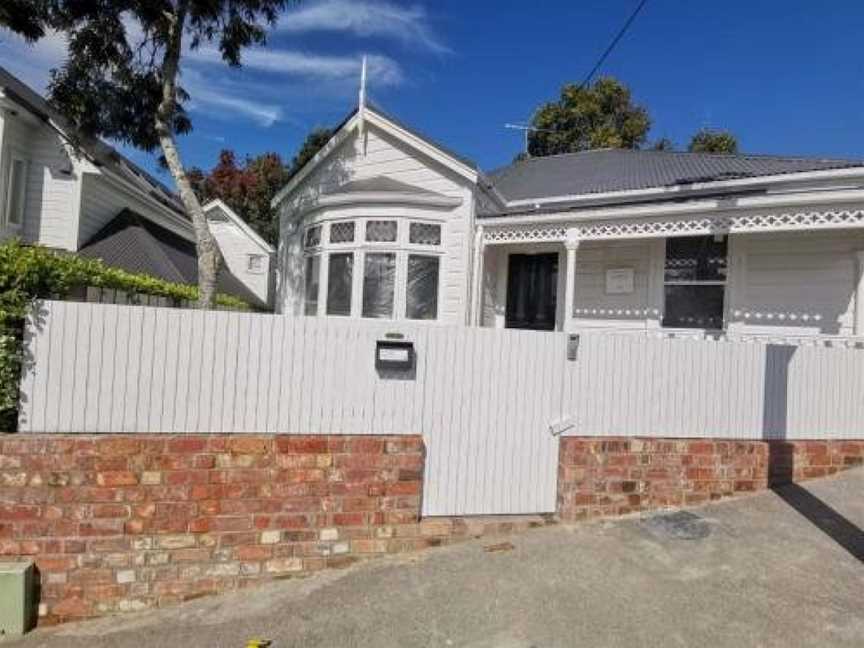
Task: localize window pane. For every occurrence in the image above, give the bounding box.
[7,159,25,225]
[662,285,725,329]
[406,255,439,320]
[362,253,395,319]
[366,220,397,242]
[326,253,353,316]
[664,236,727,282]
[409,222,441,246]
[329,221,355,243]
[304,225,321,249]
[304,256,320,316]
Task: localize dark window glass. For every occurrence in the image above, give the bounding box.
[663,285,725,329]
[326,253,353,316]
[362,253,395,318]
[409,222,441,246]
[304,256,320,316]
[406,255,439,320]
[664,236,727,282]
[329,221,355,243]
[304,225,321,249]
[366,220,397,242]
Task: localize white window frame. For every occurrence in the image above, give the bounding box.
[661,234,729,331]
[2,151,27,230]
[302,216,445,322]
[246,254,266,274]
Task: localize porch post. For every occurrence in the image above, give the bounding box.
[471,225,485,325]
[563,229,580,332]
[855,250,864,336]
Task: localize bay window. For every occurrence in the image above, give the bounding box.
[362,253,396,318]
[406,255,439,320]
[302,217,443,321]
[326,253,353,315]
[304,256,320,316]
[662,235,728,329]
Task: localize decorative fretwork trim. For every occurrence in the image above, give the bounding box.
[483,209,864,244]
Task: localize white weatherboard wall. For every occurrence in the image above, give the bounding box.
[1,111,79,249]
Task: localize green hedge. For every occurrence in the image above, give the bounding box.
[0,239,250,430]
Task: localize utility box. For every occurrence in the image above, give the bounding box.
[0,561,36,638]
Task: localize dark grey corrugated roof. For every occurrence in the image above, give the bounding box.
[0,65,184,215]
[78,210,260,305]
[487,148,864,203]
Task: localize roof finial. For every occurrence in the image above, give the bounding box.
[359,55,367,111]
[358,55,368,156]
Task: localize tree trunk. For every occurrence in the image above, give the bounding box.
[154,1,222,309]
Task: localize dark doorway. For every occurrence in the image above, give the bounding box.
[505,253,558,330]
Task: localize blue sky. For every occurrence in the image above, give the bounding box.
[2,0,864,184]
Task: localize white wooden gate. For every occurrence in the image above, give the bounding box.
[417,327,565,516]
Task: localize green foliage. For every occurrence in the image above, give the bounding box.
[187,128,334,244]
[688,129,739,154]
[528,77,651,157]
[0,239,248,430]
[189,150,291,245]
[289,128,334,177]
[651,137,675,151]
[2,1,292,155]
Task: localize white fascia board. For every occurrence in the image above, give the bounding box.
[503,167,864,210]
[204,199,275,254]
[363,109,478,183]
[480,187,864,227]
[270,113,361,209]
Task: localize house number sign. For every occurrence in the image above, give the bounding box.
[605,268,635,294]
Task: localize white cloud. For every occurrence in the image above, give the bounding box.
[182,70,284,127]
[278,0,450,54]
[188,46,403,86]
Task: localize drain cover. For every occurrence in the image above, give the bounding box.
[641,511,711,540]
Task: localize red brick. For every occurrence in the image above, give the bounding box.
[167,437,208,454]
[275,437,328,454]
[96,472,138,487]
[229,437,270,454]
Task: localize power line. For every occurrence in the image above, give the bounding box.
[579,0,649,89]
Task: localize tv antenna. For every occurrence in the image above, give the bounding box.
[504,123,555,157]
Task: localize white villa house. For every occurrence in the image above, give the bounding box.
[274,102,864,339]
[0,67,274,308]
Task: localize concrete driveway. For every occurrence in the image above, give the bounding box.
[9,468,863,648]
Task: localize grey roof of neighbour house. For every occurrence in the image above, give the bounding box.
[0,66,184,216]
[78,210,260,306]
[486,148,864,205]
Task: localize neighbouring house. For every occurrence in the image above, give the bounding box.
[273,101,864,338]
[0,66,275,309]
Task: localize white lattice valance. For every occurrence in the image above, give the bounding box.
[483,208,864,244]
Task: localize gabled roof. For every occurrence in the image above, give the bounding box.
[78,209,259,305]
[487,148,864,204]
[204,199,275,254]
[271,103,479,208]
[0,65,184,216]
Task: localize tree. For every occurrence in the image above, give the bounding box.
[650,137,675,151]
[688,129,739,154]
[528,77,651,157]
[289,127,333,177]
[2,1,291,307]
[189,150,290,245]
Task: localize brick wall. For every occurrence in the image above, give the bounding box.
[0,435,427,623]
[558,438,864,521]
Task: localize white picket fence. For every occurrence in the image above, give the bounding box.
[16,300,864,515]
